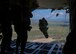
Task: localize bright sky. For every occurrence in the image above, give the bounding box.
[32,9,69,20]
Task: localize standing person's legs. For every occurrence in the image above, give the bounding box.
[13,20,22,54]
[13,17,28,54]
[20,30,28,54]
[15,33,21,54]
[14,23,28,54]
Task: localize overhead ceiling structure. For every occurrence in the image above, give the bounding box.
[37,0,68,9]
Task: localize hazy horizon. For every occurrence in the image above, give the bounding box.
[31,9,69,22]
